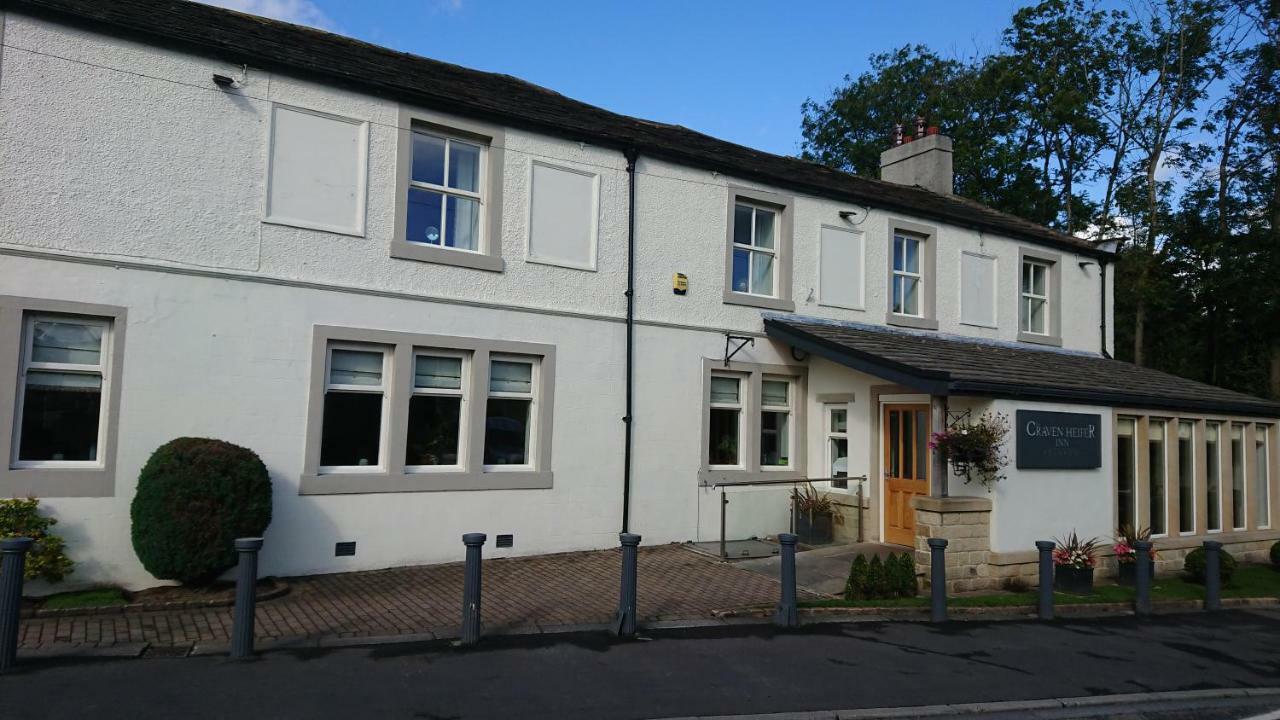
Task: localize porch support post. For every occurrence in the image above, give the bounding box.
[930,395,948,497]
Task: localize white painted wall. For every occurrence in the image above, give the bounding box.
[0,14,1120,589]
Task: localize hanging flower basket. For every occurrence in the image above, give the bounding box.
[929,412,1010,491]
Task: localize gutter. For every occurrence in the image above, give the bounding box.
[1099,258,1111,358]
[621,148,638,533]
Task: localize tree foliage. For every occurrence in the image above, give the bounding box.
[801,0,1278,399]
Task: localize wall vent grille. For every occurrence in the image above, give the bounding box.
[335,541,357,557]
[496,534,514,548]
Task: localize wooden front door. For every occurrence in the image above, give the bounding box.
[883,404,930,547]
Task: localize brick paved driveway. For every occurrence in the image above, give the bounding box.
[19,544,800,653]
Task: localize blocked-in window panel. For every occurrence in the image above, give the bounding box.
[527,162,598,270]
[960,253,996,327]
[818,226,864,309]
[266,105,368,235]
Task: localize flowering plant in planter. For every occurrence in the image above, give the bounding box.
[1051,531,1099,569]
[928,412,1010,491]
[1113,524,1157,564]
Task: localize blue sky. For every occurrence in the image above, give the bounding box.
[207,0,1039,157]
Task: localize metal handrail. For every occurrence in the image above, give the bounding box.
[714,476,869,558]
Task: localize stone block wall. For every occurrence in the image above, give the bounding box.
[912,496,999,594]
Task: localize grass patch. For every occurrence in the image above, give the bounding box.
[39,587,129,610]
[799,564,1280,609]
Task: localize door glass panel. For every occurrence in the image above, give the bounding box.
[916,410,928,481]
[888,410,900,477]
[902,410,914,479]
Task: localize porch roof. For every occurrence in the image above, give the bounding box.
[763,317,1280,418]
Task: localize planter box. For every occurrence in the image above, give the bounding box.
[1117,561,1155,586]
[1054,565,1094,595]
[795,511,834,546]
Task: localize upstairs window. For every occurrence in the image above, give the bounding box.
[891,232,923,317]
[1021,259,1050,335]
[14,316,111,465]
[407,130,484,252]
[731,203,778,297]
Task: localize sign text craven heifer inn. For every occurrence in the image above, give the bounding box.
[1015,410,1103,469]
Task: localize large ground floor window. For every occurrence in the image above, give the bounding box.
[700,359,805,483]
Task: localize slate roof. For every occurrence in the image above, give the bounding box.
[764,317,1280,417]
[8,0,1108,259]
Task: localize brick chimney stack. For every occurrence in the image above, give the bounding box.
[879,119,952,195]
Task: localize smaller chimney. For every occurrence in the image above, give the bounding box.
[879,117,953,194]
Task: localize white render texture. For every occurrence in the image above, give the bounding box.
[0,14,1123,589]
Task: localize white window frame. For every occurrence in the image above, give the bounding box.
[11,314,112,470]
[406,128,489,255]
[404,349,470,473]
[1258,426,1272,530]
[891,232,924,318]
[730,202,779,299]
[1021,259,1051,336]
[482,354,539,473]
[1149,419,1169,538]
[318,342,390,475]
[759,376,794,471]
[825,403,850,492]
[1177,420,1197,536]
[708,372,746,471]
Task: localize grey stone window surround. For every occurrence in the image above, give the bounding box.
[300,325,554,495]
[722,187,796,312]
[885,218,939,331]
[391,106,506,272]
[1017,247,1064,347]
[0,296,126,498]
[698,358,807,485]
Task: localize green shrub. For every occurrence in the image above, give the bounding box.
[131,438,272,585]
[1270,541,1280,568]
[867,555,887,598]
[0,498,73,583]
[1183,546,1237,585]
[894,553,919,597]
[845,554,869,600]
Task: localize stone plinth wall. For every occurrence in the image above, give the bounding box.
[912,496,998,594]
[826,490,867,545]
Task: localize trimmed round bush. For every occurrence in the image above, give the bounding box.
[1271,541,1280,568]
[131,438,272,585]
[1183,546,1237,585]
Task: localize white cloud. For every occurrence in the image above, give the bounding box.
[198,0,338,31]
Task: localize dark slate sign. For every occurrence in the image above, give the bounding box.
[1016,410,1102,469]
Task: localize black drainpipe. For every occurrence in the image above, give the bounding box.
[1099,259,1110,358]
[621,147,639,533]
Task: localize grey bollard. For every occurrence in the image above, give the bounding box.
[1203,540,1222,612]
[460,533,486,646]
[774,533,799,628]
[1035,540,1055,621]
[928,538,948,623]
[230,537,264,659]
[1133,540,1153,616]
[612,533,641,638]
[0,538,33,673]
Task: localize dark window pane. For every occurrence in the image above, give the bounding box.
[731,248,749,292]
[1232,433,1245,529]
[320,392,382,467]
[1207,436,1220,531]
[1149,438,1165,535]
[405,395,461,466]
[888,410,900,476]
[31,321,103,364]
[1117,433,1135,529]
[18,372,101,461]
[406,187,443,245]
[916,410,928,481]
[484,398,530,465]
[902,410,914,479]
[760,410,789,466]
[445,195,479,250]
[411,132,445,185]
[732,205,752,246]
[709,408,739,465]
[1178,434,1194,532]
